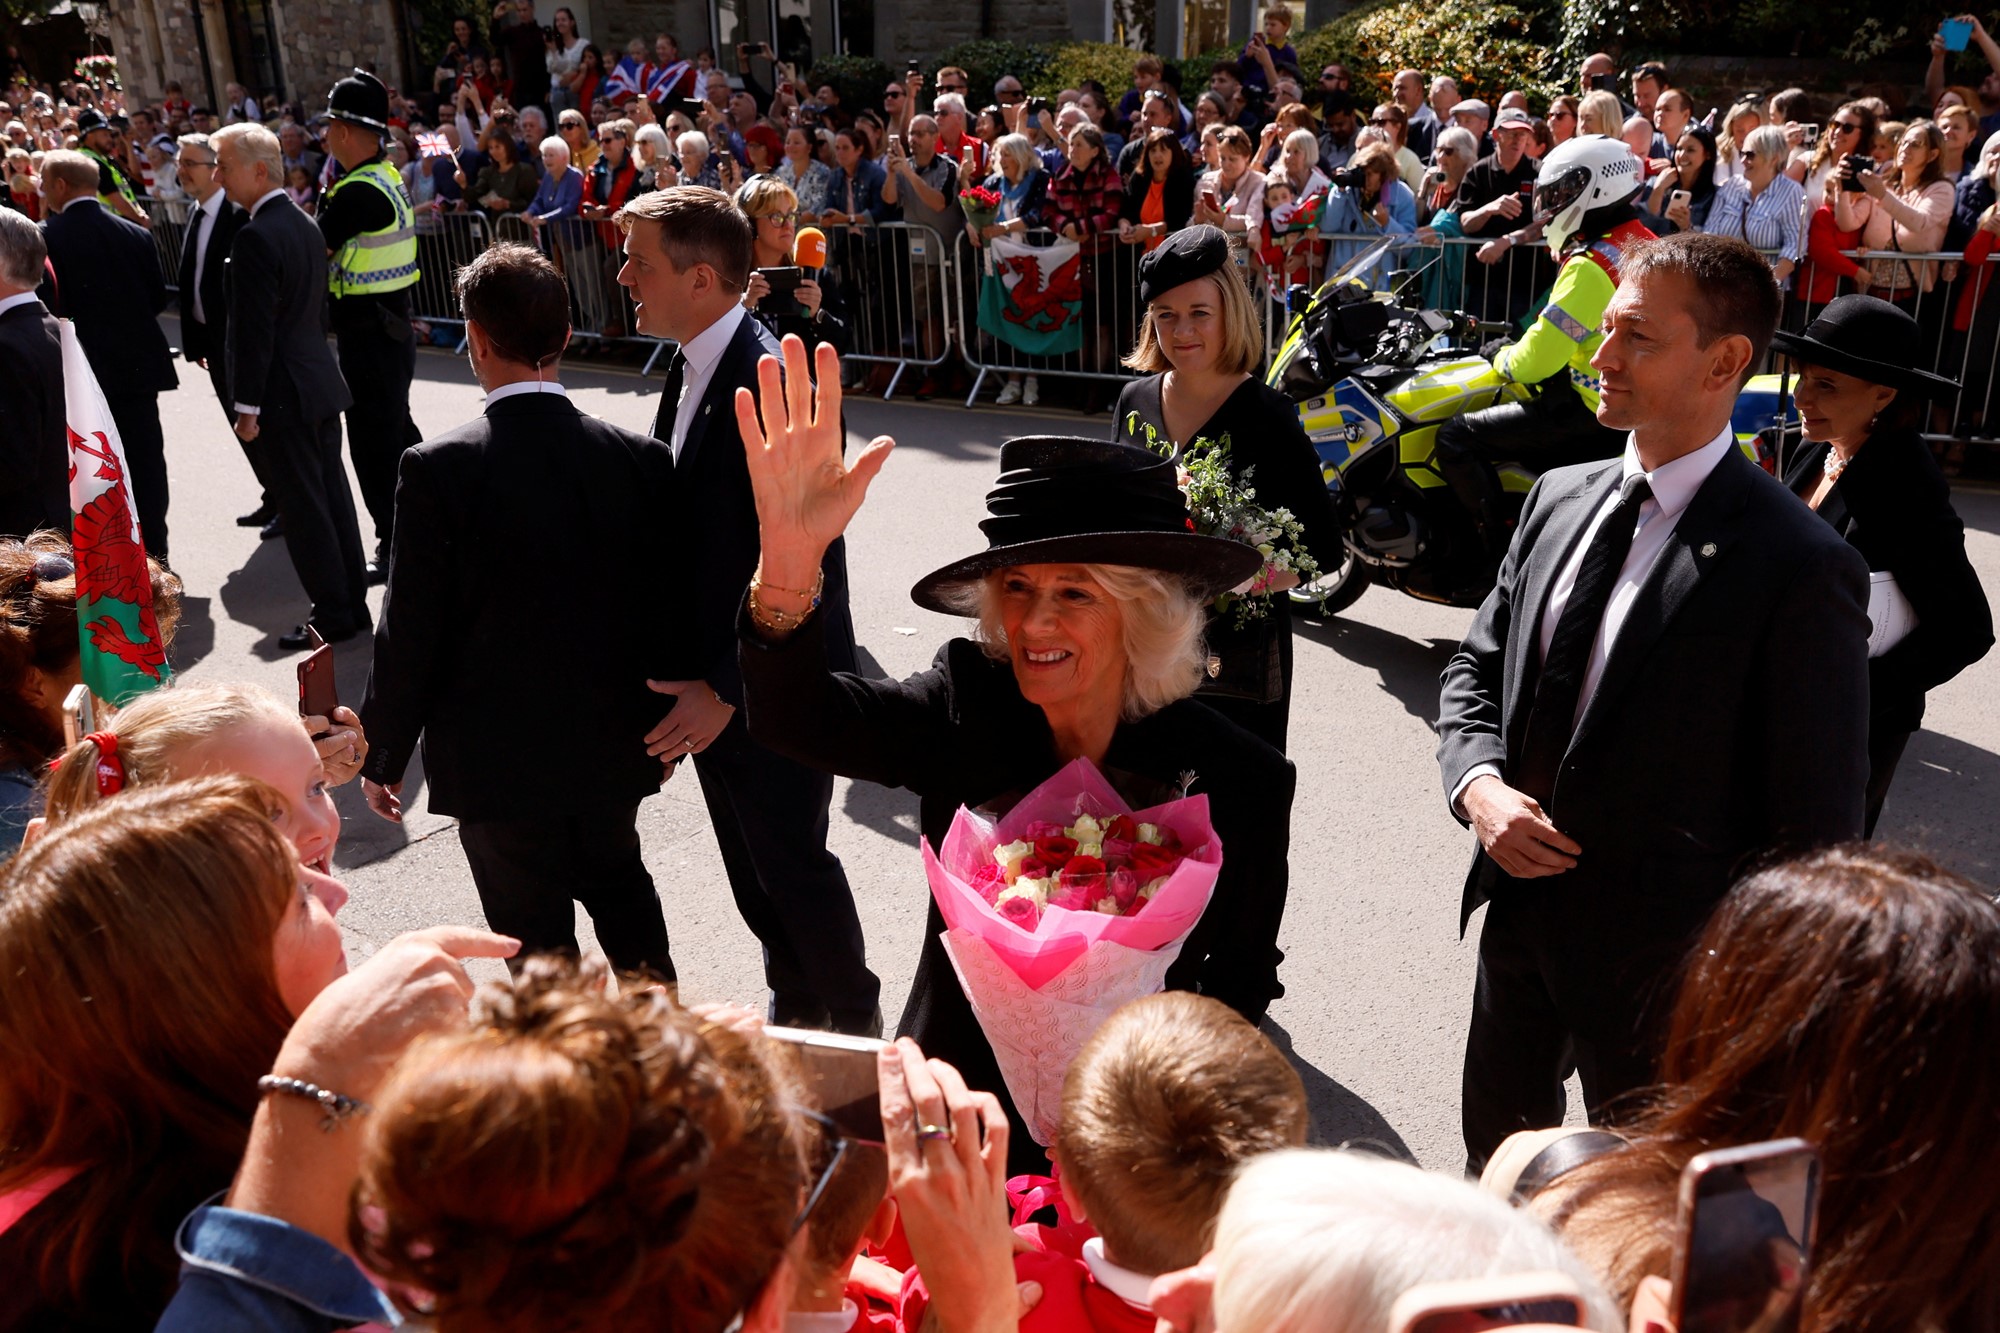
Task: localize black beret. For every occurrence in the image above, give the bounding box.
[1137,223,1231,305]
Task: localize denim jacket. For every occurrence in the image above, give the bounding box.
[154,1205,400,1332]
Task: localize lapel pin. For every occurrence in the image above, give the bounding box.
[1699,542,1717,558]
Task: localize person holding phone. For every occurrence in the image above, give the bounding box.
[1644,123,1721,233]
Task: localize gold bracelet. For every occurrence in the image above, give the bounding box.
[748,583,818,633]
[751,568,824,601]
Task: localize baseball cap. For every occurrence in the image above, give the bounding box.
[1495,107,1532,129]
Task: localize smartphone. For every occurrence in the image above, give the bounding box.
[297,628,339,724]
[1944,17,1974,50]
[1799,123,1820,148]
[1590,73,1617,93]
[1669,1138,1819,1333]
[61,683,94,750]
[906,58,921,77]
[1390,1272,1586,1333]
[1671,188,1692,208]
[764,1026,888,1142]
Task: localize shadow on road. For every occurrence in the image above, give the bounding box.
[1262,1019,1416,1161]
[1294,615,1460,727]
[168,593,215,676]
[216,538,311,659]
[839,644,924,848]
[1879,728,2000,883]
[1952,488,2000,537]
[333,749,429,872]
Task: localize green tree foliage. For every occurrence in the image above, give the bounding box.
[806,54,891,118]
[1030,41,1154,100]
[926,39,1052,106]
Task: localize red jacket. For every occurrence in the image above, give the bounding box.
[1795,205,1865,307]
[1955,226,1999,332]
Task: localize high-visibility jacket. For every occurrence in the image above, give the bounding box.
[81,146,140,214]
[1493,216,1656,412]
[323,159,419,297]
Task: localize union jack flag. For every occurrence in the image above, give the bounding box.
[603,55,646,103]
[416,131,451,159]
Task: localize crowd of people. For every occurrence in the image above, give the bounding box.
[1,12,1999,1333]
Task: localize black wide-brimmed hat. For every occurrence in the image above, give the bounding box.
[1769,294,1959,396]
[910,437,1264,615]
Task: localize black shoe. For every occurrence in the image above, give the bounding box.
[829,1005,886,1040]
[365,559,389,586]
[236,502,276,528]
[768,994,832,1030]
[277,621,358,651]
[260,515,285,541]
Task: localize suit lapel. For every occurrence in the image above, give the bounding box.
[675,315,774,472]
[1506,462,1621,729]
[1569,448,1755,752]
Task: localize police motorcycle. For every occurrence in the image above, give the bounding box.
[1267,241,1799,614]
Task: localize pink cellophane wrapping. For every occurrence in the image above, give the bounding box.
[921,757,1222,1142]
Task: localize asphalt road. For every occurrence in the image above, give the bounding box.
[157,323,2000,1170]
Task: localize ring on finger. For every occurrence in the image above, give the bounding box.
[915,1123,952,1143]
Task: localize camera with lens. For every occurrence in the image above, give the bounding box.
[1026,96,1052,120]
[1329,165,1366,191]
[1838,152,1872,192]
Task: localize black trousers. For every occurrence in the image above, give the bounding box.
[689,717,880,1029]
[106,391,168,561]
[1864,724,1913,838]
[1436,377,1625,559]
[334,318,420,554]
[1461,891,1670,1173]
[260,407,370,634]
[458,800,674,978]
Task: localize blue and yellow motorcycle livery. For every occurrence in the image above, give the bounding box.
[1267,236,1798,612]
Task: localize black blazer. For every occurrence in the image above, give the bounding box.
[1436,448,1871,1006]
[39,199,177,396]
[176,193,247,366]
[0,298,70,535]
[1783,430,1994,735]
[651,310,856,707]
[738,610,1296,1019]
[360,392,677,820]
[225,194,351,427]
[1117,163,1197,235]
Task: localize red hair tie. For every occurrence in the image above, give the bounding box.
[84,731,125,797]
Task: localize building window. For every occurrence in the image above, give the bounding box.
[1183,0,1229,58]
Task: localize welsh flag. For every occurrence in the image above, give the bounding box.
[61,323,173,705]
[976,234,1084,357]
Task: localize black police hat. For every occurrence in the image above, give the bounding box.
[74,108,110,136]
[909,437,1262,614]
[325,67,390,135]
[1136,223,1231,305]
[1770,294,1959,397]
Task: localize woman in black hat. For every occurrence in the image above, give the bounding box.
[733,337,1295,1170]
[1773,294,1993,834]
[1109,223,1342,751]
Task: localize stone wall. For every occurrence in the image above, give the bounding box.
[871,0,1081,66]
[589,0,711,53]
[103,0,202,105]
[269,0,402,109]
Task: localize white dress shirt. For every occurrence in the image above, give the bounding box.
[483,379,567,406]
[189,189,223,324]
[1453,424,1735,810]
[0,291,40,318]
[669,301,746,462]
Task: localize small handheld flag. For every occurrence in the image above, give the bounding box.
[417,131,451,159]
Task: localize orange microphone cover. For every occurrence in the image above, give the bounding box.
[794,226,828,269]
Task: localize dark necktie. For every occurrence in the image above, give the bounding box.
[179,205,202,294]
[1514,474,1653,807]
[655,350,686,453]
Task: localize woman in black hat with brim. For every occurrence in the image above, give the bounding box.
[1110,223,1343,752]
[732,336,1296,1171]
[1773,294,1993,834]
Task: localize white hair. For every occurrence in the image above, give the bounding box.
[676,130,710,159]
[539,134,569,162]
[634,123,671,160]
[933,91,967,119]
[1743,123,1790,167]
[213,121,282,180]
[992,132,1039,181]
[1981,129,2000,187]
[1283,127,1319,166]
[0,206,45,288]
[1435,125,1478,164]
[1211,1151,1622,1333]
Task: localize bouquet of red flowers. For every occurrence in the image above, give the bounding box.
[960,182,1003,233]
[923,758,1220,1142]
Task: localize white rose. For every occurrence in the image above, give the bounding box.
[1093,895,1121,914]
[993,839,1034,874]
[1068,813,1104,841]
[1140,877,1169,900]
[1137,823,1164,845]
[1001,877,1051,908]
[1077,841,1103,860]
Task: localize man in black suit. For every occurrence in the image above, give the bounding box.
[37,149,177,561]
[172,132,272,534]
[359,243,678,979]
[614,186,882,1034]
[1435,232,1872,1170]
[0,209,67,535]
[212,122,371,651]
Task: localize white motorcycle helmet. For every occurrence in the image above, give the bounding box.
[1533,134,1645,254]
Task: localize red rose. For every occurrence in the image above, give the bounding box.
[1018,856,1051,881]
[1034,836,1078,868]
[1105,815,1138,842]
[1065,855,1107,879]
[1128,842,1181,880]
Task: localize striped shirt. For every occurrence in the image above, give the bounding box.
[1705,173,1805,264]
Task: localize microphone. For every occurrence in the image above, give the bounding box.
[793,225,828,270]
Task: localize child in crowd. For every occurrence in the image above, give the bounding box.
[785,1121,901,1332]
[1255,174,1323,295]
[905,992,1309,1330]
[285,163,316,213]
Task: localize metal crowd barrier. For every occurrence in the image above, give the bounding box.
[825,222,957,397]
[141,197,191,294]
[947,226,1142,407]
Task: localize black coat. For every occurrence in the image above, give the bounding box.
[224,194,351,427]
[1783,429,1994,735]
[39,199,176,396]
[738,607,1295,1160]
[1116,162,1197,235]
[650,310,856,705]
[176,193,247,367]
[1436,448,1871,1029]
[0,297,69,535]
[360,391,677,819]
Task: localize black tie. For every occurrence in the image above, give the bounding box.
[655,350,686,449]
[1514,474,1654,807]
[180,206,202,294]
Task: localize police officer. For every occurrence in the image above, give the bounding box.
[318,68,421,582]
[74,108,146,224]
[1435,135,1655,565]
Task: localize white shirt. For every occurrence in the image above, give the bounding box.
[782,1303,858,1333]
[1452,425,1735,810]
[53,194,97,212]
[1081,1237,1155,1312]
[0,291,40,318]
[484,379,567,406]
[189,188,223,324]
[669,302,746,462]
